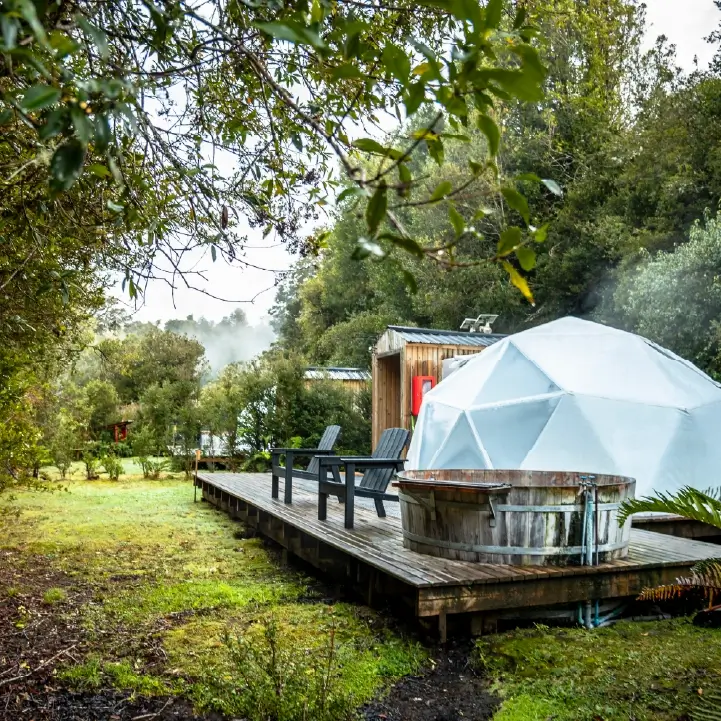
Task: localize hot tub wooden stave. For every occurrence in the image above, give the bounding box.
[393,470,635,566]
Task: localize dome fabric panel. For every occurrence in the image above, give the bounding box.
[407,317,721,496]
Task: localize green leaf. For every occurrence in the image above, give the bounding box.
[70,105,93,144]
[382,43,410,84]
[87,163,111,178]
[353,138,403,160]
[402,269,418,294]
[515,246,536,271]
[17,0,47,46]
[0,108,12,125]
[366,183,388,235]
[427,137,444,166]
[448,204,465,237]
[94,114,111,153]
[398,163,412,197]
[516,172,541,183]
[337,186,364,203]
[497,226,522,256]
[329,63,362,80]
[20,84,60,111]
[1,15,19,50]
[379,232,424,257]
[469,160,484,175]
[482,68,544,102]
[211,244,217,262]
[532,223,549,243]
[542,178,563,196]
[38,109,66,140]
[49,139,86,193]
[76,15,109,59]
[430,181,452,202]
[404,82,426,115]
[254,20,326,49]
[477,114,500,156]
[484,0,503,29]
[49,30,78,58]
[513,6,527,29]
[502,260,535,305]
[107,199,124,213]
[501,187,530,225]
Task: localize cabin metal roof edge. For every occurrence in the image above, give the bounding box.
[304,366,372,381]
[384,325,507,348]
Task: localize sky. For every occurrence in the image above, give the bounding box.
[113,0,721,327]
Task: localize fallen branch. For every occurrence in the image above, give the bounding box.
[0,643,78,689]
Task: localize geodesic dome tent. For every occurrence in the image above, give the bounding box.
[406,317,721,497]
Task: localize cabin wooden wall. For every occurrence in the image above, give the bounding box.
[372,341,485,447]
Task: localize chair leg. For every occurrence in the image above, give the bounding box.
[344,463,355,529]
[318,491,328,521]
[374,498,386,518]
[284,452,294,504]
[271,472,279,499]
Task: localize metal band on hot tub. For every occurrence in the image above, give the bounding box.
[400,529,629,556]
[397,491,622,514]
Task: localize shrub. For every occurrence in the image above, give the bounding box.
[101,454,124,481]
[218,617,354,721]
[141,457,170,480]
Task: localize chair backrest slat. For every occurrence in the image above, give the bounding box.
[307,425,341,475]
[360,427,409,491]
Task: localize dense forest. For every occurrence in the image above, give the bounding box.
[4,0,721,491]
[270,1,721,378]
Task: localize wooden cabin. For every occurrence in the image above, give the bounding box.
[372,326,505,446]
[304,366,371,395]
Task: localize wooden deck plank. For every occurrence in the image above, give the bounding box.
[196,472,721,616]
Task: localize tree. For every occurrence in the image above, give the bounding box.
[608,213,721,379]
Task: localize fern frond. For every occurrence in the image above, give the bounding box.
[690,558,721,588]
[619,486,721,528]
[692,688,721,721]
[701,487,721,501]
[638,559,721,605]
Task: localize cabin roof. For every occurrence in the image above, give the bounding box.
[385,325,506,348]
[304,366,371,381]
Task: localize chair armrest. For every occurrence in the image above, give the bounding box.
[270,448,336,455]
[339,457,405,469]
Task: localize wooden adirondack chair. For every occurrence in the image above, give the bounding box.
[271,424,341,504]
[317,427,410,529]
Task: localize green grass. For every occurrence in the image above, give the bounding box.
[479,619,721,720]
[42,587,67,605]
[1,477,425,716]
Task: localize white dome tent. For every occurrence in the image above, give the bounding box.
[406,317,721,496]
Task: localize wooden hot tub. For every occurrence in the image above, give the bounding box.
[393,469,635,566]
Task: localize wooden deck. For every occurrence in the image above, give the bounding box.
[196,472,720,637]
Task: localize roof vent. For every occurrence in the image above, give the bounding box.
[460,314,498,334]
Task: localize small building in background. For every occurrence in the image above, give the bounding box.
[304,366,371,395]
[372,322,505,447]
[105,420,133,443]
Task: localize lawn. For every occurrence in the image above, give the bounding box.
[1,473,720,721]
[0,475,425,720]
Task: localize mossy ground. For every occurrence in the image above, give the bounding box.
[478,619,721,720]
[3,468,721,720]
[0,472,425,717]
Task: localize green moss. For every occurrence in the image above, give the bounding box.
[42,587,67,604]
[59,657,103,690]
[60,657,170,695]
[481,619,721,721]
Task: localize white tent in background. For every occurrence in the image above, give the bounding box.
[406,317,721,497]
